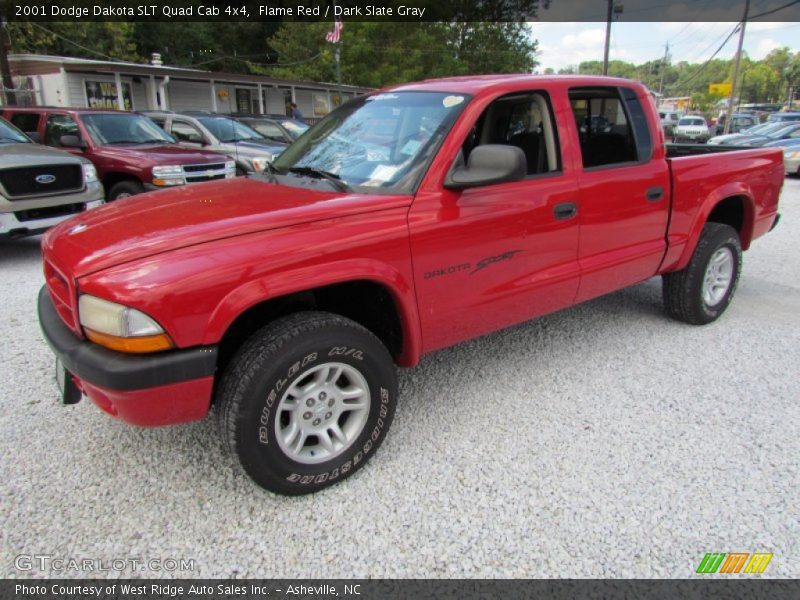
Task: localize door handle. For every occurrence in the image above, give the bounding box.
[646,186,664,202]
[553,202,578,220]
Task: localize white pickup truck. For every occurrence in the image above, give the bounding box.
[0,117,104,238]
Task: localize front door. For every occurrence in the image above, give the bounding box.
[409,90,582,352]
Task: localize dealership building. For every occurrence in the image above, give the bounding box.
[4,54,370,119]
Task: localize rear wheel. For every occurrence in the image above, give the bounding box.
[216,311,397,495]
[662,223,742,325]
[107,180,144,201]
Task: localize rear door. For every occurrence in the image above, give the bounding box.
[568,85,670,302]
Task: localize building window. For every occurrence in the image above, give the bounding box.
[85,80,133,111]
[313,93,330,117]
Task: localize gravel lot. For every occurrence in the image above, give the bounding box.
[1,179,798,579]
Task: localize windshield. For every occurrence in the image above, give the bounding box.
[0,118,30,143]
[197,117,264,143]
[742,122,772,134]
[767,124,800,139]
[82,113,175,145]
[272,91,470,194]
[679,117,705,126]
[281,119,309,139]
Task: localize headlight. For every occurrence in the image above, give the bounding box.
[152,165,186,186]
[251,155,275,173]
[83,164,98,183]
[78,294,174,353]
[785,150,800,160]
[225,160,236,179]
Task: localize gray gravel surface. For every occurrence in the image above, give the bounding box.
[1,179,798,579]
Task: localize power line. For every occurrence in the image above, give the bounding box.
[749,0,800,19]
[668,24,740,92]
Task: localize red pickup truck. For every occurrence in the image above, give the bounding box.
[2,107,235,200]
[37,75,783,495]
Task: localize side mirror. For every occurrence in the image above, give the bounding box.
[26,131,41,143]
[60,134,86,149]
[445,144,526,190]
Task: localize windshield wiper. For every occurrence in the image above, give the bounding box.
[287,166,350,192]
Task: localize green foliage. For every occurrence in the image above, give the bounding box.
[263,22,538,87]
[7,22,140,62]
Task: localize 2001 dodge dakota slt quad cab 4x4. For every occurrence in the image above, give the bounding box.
[38,75,783,494]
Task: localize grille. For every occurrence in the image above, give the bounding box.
[15,203,85,222]
[185,173,227,183]
[0,164,84,198]
[183,162,227,173]
[44,259,79,333]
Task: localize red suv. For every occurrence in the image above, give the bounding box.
[2,107,236,200]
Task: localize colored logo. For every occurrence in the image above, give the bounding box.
[696,552,773,574]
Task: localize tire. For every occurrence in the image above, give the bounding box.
[216,311,397,495]
[662,223,742,325]
[107,180,144,201]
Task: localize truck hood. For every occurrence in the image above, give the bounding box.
[0,142,91,165]
[43,177,411,278]
[96,143,226,165]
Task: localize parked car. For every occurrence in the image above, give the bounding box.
[38,75,782,495]
[672,116,710,143]
[714,113,758,135]
[766,111,800,123]
[0,117,103,237]
[724,123,800,147]
[659,110,682,136]
[2,107,235,201]
[228,114,310,145]
[765,138,800,175]
[144,111,285,175]
[708,121,787,145]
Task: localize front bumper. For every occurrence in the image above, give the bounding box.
[38,287,217,426]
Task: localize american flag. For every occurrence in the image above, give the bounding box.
[325,17,343,43]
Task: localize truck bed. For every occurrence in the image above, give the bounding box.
[661,144,784,271]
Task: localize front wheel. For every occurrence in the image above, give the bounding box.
[216,312,397,495]
[107,180,144,201]
[662,223,742,325]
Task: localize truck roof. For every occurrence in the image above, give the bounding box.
[387,74,647,95]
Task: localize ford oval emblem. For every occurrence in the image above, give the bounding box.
[35,174,57,184]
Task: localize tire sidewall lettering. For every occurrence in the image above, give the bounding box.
[249,343,394,487]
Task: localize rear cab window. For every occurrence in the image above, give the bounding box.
[9,113,41,136]
[568,86,652,169]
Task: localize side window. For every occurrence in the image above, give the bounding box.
[10,113,41,135]
[149,117,167,129]
[254,122,285,141]
[461,91,561,176]
[44,115,80,147]
[170,121,204,144]
[568,87,641,168]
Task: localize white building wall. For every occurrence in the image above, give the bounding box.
[167,80,214,111]
[37,72,67,106]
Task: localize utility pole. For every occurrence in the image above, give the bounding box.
[0,15,17,106]
[603,0,613,75]
[724,0,750,134]
[659,41,669,96]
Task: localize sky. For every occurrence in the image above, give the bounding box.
[528,21,800,72]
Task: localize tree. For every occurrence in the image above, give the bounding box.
[264,22,538,88]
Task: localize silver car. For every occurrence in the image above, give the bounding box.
[672,116,710,143]
[144,111,287,175]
